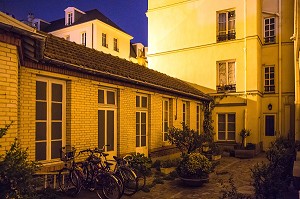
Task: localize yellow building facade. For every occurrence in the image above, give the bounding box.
[147,0,295,149]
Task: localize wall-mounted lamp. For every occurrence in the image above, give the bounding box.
[268,103,272,110]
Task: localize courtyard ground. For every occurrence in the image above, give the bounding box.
[62,153,299,199]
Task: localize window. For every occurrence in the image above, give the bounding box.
[217,10,235,42]
[264,17,275,44]
[217,113,235,141]
[81,32,86,46]
[102,33,107,47]
[182,101,187,126]
[67,12,73,25]
[162,99,169,142]
[265,115,275,136]
[65,35,70,41]
[35,77,65,161]
[196,104,201,134]
[98,88,117,151]
[264,65,275,92]
[113,38,119,52]
[217,61,236,92]
[136,95,148,147]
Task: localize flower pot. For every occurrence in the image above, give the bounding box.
[179,176,209,187]
[212,154,221,161]
[202,146,209,152]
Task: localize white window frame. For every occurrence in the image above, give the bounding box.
[264,114,276,137]
[102,33,107,48]
[264,17,275,44]
[113,38,119,52]
[35,76,66,161]
[196,104,201,134]
[217,60,236,90]
[81,32,86,46]
[264,65,275,93]
[182,101,187,126]
[162,99,170,142]
[67,12,73,25]
[136,94,148,147]
[217,10,236,42]
[217,113,236,141]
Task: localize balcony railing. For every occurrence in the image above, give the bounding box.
[264,36,276,44]
[217,84,236,93]
[217,32,236,42]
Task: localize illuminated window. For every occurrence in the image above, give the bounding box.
[217,61,236,92]
[35,77,66,161]
[162,99,170,142]
[81,32,86,46]
[136,95,148,147]
[102,33,107,47]
[217,10,235,42]
[114,38,119,52]
[264,17,275,44]
[264,66,275,93]
[218,113,235,141]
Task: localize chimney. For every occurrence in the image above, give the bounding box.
[27,13,34,22]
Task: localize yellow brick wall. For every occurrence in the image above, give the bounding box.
[0,41,18,153]
[149,94,163,150]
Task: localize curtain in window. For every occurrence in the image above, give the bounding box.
[218,63,226,85]
[228,62,235,85]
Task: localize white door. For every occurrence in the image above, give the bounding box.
[136,111,148,156]
[262,114,276,150]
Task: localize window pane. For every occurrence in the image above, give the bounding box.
[36,81,46,100]
[270,67,274,72]
[228,132,236,140]
[228,62,235,84]
[218,132,225,140]
[265,115,275,136]
[141,136,146,146]
[52,103,62,120]
[36,142,46,161]
[164,122,168,132]
[136,112,140,123]
[52,83,62,102]
[270,18,274,23]
[107,111,114,151]
[98,90,104,103]
[36,102,47,120]
[218,114,225,122]
[107,91,115,105]
[136,96,140,107]
[141,112,146,123]
[136,136,140,147]
[164,133,168,142]
[98,110,105,149]
[218,122,226,131]
[36,122,46,141]
[218,63,226,85]
[228,123,235,131]
[228,114,235,122]
[141,124,146,136]
[51,140,62,159]
[164,101,168,111]
[51,122,62,140]
[142,97,147,108]
[136,124,140,135]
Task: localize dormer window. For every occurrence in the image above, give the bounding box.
[102,33,108,48]
[114,38,119,52]
[67,12,73,25]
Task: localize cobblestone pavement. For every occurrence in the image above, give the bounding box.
[62,153,299,199]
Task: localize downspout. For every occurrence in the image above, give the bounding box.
[244,0,248,130]
[294,0,300,141]
[278,0,282,136]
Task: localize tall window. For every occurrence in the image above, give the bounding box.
[136,95,148,147]
[162,99,169,142]
[35,77,65,161]
[196,104,201,134]
[102,33,107,47]
[67,12,73,25]
[81,32,86,46]
[218,113,235,141]
[217,10,235,42]
[264,65,275,92]
[98,88,117,151]
[217,61,236,92]
[264,17,275,44]
[182,101,187,126]
[265,115,275,136]
[113,38,119,52]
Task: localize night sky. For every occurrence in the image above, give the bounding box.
[0,0,148,45]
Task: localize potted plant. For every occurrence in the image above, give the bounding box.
[211,143,222,161]
[176,152,212,186]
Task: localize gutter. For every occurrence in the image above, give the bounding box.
[43,55,212,102]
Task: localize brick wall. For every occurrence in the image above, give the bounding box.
[0,41,19,153]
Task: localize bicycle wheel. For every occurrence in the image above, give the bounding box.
[133,168,146,191]
[57,167,80,196]
[95,173,121,199]
[119,167,138,196]
[112,173,124,197]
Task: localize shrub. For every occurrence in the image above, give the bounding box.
[219,176,253,199]
[251,137,295,199]
[128,153,152,176]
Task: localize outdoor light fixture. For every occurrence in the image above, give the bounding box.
[268,103,272,110]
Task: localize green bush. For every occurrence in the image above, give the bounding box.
[251,137,295,199]
[128,153,152,176]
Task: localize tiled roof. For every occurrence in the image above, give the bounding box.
[43,34,211,101]
[42,9,126,34]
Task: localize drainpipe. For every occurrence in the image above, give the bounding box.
[294,0,300,141]
[244,0,248,130]
[278,0,282,136]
